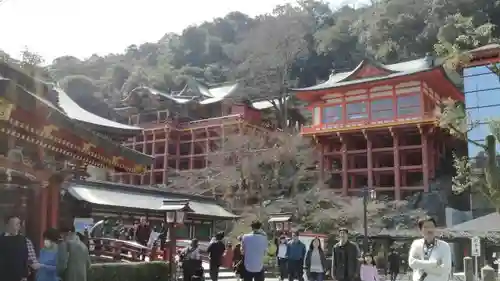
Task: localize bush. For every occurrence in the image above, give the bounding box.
[89,261,170,281]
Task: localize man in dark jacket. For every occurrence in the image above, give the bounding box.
[0,215,39,281]
[135,217,151,246]
[331,228,360,281]
[207,232,226,281]
[287,231,306,281]
[388,249,400,281]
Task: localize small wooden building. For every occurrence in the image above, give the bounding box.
[62,180,239,241]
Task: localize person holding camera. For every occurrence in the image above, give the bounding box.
[408,216,451,281]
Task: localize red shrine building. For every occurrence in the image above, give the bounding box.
[293,55,463,200]
[110,79,292,188]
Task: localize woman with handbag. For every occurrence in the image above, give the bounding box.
[304,237,327,281]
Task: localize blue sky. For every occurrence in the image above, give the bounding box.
[0,0,368,63]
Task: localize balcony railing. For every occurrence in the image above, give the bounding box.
[302,114,437,134]
[179,114,242,129]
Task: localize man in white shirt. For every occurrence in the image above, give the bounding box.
[276,235,288,281]
[408,216,452,281]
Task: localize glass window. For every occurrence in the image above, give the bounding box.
[465,88,500,108]
[322,105,342,123]
[397,95,420,107]
[397,95,420,116]
[468,105,500,124]
[465,122,500,163]
[372,110,394,120]
[371,98,394,120]
[398,107,420,116]
[464,71,500,94]
[371,99,393,111]
[347,102,367,120]
[464,65,495,77]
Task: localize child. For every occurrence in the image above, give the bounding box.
[360,253,379,281]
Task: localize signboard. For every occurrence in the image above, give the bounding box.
[73,218,94,234]
[471,236,481,257]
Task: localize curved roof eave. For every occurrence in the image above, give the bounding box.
[55,87,144,135]
[333,59,399,84]
[291,57,434,92]
[146,87,194,104]
[291,66,438,93]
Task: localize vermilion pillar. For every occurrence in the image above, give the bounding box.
[47,179,60,228]
[38,185,48,247]
[421,128,430,192]
[341,141,348,196]
[365,131,373,190]
[318,139,325,182]
[392,129,401,200]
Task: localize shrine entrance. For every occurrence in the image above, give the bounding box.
[0,166,65,250]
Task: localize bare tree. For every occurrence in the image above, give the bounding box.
[170,130,317,210]
[229,4,313,129]
[264,187,426,235]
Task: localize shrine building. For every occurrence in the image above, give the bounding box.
[0,61,153,248]
[293,55,463,200]
[110,79,298,192]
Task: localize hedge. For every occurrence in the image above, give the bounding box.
[89,261,170,281]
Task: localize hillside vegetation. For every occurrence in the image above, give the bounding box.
[2,0,498,109]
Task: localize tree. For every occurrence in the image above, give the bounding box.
[264,187,426,236]
[170,129,317,209]
[230,5,313,130]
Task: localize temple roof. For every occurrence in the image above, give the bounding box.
[0,61,152,172]
[121,79,276,110]
[67,180,239,219]
[291,56,436,92]
[55,87,143,136]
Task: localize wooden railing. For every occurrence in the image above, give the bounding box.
[87,238,222,264]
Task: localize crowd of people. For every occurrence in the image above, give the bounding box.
[231,216,451,281]
[0,215,91,281]
[0,213,452,281]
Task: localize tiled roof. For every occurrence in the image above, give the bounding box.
[55,87,143,135]
[291,56,436,91]
[67,180,239,219]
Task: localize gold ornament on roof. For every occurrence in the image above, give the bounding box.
[82,142,96,152]
[112,156,124,165]
[0,98,15,121]
[134,164,145,173]
[42,125,58,137]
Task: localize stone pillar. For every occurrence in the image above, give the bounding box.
[464,256,473,281]
[481,265,495,281]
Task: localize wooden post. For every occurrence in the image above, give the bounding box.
[421,127,430,192]
[481,265,495,281]
[464,256,473,281]
[391,128,401,200]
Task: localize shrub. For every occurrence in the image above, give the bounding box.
[89,261,170,281]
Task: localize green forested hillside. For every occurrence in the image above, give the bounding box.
[2,0,499,109]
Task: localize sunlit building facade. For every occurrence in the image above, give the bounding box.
[464,44,500,217]
[465,65,500,158]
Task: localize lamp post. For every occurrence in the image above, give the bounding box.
[160,200,192,280]
[362,187,376,253]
